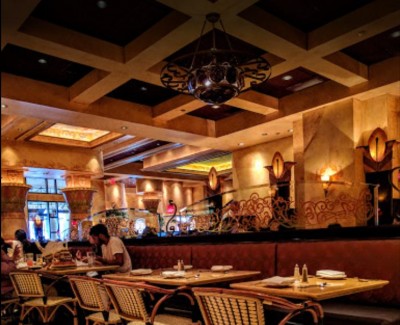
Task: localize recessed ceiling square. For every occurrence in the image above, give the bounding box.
[341,26,400,65]
[253,0,375,32]
[31,0,174,46]
[188,105,244,121]
[107,79,179,106]
[252,67,329,98]
[1,44,93,87]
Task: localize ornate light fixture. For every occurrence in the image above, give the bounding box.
[160,13,271,106]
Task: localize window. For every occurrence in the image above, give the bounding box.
[26,178,66,194]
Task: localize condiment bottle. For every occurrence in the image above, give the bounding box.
[180,259,185,270]
[177,259,182,271]
[301,264,308,283]
[294,264,300,281]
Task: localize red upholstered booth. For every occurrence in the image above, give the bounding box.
[191,243,276,278]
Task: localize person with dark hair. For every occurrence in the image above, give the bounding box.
[1,237,20,296]
[13,229,42,257]
[89,224,131,273]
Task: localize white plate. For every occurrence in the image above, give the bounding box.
[173,265,193,270]
[130,269,152,276]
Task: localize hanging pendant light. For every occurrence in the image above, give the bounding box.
[160,13,271,106]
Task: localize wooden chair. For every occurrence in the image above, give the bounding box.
[102,279,194,325]
[69,276,121,325]
[192,287,324,325]
[9,271,78,325]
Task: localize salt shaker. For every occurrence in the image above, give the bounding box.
[301,264,308,283]
[294,264,300,281]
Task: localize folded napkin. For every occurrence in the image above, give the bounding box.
[261,276,295,287]
[130,268,152,275]
[211,265,233,272]
[316,270,346,277]
[161,271,186,278]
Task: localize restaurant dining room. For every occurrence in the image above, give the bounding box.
[1,0,399,324]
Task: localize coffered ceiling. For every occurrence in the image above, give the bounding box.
[1,0,399,182]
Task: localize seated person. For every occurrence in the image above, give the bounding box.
[1,237,20,297]
[89,224,131,273]
[8,229,42,259]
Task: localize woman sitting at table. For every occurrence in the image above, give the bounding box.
[88,224,132,273]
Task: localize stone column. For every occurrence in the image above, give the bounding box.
[1,168,31,240]
[62,174,97,240]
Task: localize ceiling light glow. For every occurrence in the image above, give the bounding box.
[97,0,107,9]
[390,30,400,38]
[282,75,293,81]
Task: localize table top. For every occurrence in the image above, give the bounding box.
[37,264,119,275]
[230,277,389,301]
[103,269,260,286]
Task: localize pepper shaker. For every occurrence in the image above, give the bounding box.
[301,264,308,283]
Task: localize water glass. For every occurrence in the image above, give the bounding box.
[25,253,34,266]
[36,254,43,265]
[87,252,96,267]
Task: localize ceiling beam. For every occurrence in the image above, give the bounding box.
[1,0,40,50]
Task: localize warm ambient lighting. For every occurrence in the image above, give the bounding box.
[160,13,271,106]
[320,167,337,197]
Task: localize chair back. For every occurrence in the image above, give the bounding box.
[103,280,152,323]
[192,287,323,325]
[69,276,108,312]
[193,288,265,325]
[9,272,45,298]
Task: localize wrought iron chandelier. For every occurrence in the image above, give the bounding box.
[160,13,271,106]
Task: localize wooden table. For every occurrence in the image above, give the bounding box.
[103,269,260,287]
[37,264,119,275]
[230,277,389,301]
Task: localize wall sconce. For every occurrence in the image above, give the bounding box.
[320,167,337,197]
[321,174,331,197]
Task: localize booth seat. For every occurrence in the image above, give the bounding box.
[276,239,400,325]
[190,243,276,278]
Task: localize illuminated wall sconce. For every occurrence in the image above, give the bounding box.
[320,167,337,197]
[264,152,295,197]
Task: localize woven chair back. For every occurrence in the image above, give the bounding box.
[9,272,45,298]
[69,276,108,312]
[194,291,265,325]
[103,281,149,323]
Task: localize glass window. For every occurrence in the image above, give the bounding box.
[27,201,70,241]
[47,179,57,194]
[56,179,66,194]
[26,178,47,193]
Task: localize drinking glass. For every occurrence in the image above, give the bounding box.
[87,252,96,267]
[25,253,34,266]
[36,254,43,265]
